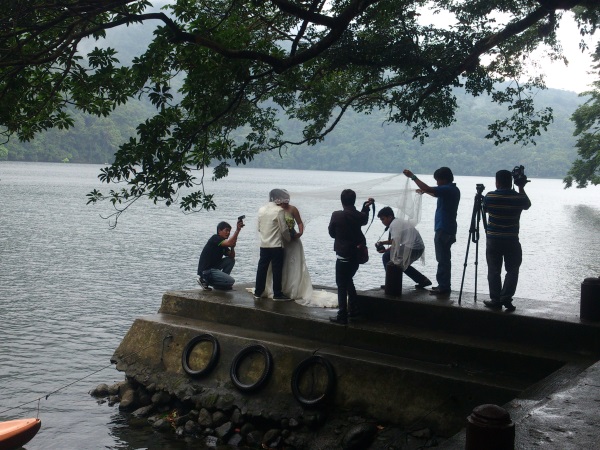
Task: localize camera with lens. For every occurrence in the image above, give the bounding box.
[375,242,385,252]
[511,165,529,187]
[476,183,485,194]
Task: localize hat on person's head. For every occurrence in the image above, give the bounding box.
[269,189,290,205]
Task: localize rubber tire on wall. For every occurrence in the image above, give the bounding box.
[230,344,273,392]
[291,355,336,407]
[181,333,220,377]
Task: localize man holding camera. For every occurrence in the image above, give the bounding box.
[328,190,374,324]
[376,206,432,289]
[254,189,292,301]
[482,169,531,312]
[197,218,244,291]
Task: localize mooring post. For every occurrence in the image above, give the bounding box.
[580,277,600,322]
[465,404,514,450]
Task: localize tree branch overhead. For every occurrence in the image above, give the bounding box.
[0,0,598,220]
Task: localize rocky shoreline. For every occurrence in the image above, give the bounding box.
[90,377,441,449]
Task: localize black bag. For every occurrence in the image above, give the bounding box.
[357,244,369,264]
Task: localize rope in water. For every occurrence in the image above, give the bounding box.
[0,334,172,417]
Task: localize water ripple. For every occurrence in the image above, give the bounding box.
[1,162,599,448]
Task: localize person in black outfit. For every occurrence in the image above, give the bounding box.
[328,189,374,324]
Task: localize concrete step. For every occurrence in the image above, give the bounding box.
[158,287,588,388]
[151,312,531,394]
[358,287,600,357]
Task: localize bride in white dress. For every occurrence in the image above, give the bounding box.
[263,190,338,308]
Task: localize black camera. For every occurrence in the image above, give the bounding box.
[511,165,529,187]
[476,183,485,194]
[375,242,385,252]
[237,215,245,223]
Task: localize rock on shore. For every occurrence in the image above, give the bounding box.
[91,377,439,449]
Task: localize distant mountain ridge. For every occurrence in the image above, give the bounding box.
[246,86,582,179]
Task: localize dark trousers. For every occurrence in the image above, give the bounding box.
[382,248,429,285]
[255,247,284,297]
[486,238,522,302]
[335,258,359,318]
[434,230,456,291]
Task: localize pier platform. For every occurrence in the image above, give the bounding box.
[112,282,600,447]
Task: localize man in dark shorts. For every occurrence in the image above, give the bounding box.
[197,218,244,290]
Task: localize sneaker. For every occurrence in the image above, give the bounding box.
[329,315,348,325]
[429,289,450,296]
[348,314,366,323]
[273,294,292,301]
[502,300,516,312]
[196,276,212,291]
[483,300,503,310]
[415,279,432,289]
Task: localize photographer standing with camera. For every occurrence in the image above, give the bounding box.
[482,168,531,312]
[328,190,374,324]
[197,217,245,291]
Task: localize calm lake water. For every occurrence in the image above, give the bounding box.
[1,161,599,449]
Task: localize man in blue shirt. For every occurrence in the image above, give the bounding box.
[404,167,460,296]
[482,169,531,311]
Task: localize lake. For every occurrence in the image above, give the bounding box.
[0,161,599,449]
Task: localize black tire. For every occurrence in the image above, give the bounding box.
[181,334,220,377]
[230,344,273,392]
[291,355,336,407]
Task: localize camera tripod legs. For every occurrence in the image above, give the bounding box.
[458,192,486,305]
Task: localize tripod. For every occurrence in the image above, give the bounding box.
[458,184,487,305]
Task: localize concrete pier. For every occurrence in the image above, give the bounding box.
[112,283,600,446]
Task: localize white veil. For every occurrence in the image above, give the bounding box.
[289,174,425,271]
[385,178,425,270]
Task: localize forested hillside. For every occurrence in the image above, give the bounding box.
[247,87,583,179]
[0,85,582,179]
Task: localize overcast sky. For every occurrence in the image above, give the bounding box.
[421,8,598,94]
[539,13,598,93]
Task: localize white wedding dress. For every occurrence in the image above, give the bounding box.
[263,213,338,308]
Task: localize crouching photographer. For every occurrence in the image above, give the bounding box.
[197,217,245,291]
[482,168,531,312]
[376,207,432,290]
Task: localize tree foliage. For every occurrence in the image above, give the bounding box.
[564,41,600,188]
[1,84,581,177]
[1,0,599,222]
